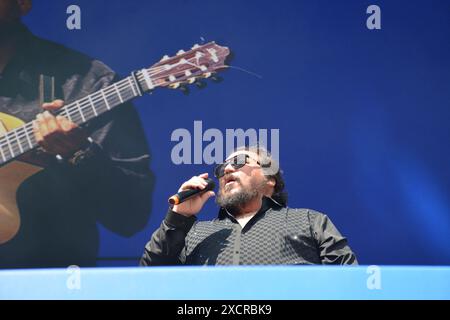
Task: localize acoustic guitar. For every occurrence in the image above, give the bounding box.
[0,42,230,244]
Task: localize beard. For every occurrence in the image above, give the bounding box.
[215,176,266,215]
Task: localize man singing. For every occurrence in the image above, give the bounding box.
[140,146,357,265]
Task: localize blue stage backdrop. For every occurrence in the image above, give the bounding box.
[18,0,450,266]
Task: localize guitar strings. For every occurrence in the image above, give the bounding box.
[0,50,214,149]
[1,62,177,140]
[0,66,199,159]
[0,55,214,160]
[0,65,174,145]
[0,77,138,158]
[0,59,193,147]
[0,77,134,152]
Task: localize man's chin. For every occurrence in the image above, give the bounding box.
[223,183,241,194]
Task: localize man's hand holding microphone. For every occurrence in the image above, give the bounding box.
[168,173,216,217]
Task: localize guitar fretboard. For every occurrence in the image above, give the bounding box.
[0,41,229,166]
[0,69,152,165]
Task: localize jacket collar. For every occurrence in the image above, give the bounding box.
[218,196,284,220]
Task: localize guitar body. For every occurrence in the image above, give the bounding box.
[0,113,42,244]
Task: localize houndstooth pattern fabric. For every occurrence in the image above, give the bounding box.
[184,207,323,265]
[141,198,358,266]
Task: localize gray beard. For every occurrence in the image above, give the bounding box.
[215,179,262,215]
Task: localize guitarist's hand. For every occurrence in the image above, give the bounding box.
[33,100,89,158]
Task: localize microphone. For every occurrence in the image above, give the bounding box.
[168,178,216,205]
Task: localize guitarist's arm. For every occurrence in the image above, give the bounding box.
[34,94,154,237]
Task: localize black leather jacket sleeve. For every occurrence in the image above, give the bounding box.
[140,209,197,266]
[310,212,358,265]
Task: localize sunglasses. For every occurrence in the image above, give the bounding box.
[214,154,261,178]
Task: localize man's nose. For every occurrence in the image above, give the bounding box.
[223,162,236,175]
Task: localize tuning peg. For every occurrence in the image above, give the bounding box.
[177,50,185,55]
[191,44,200,49]
[160,55,169,62]
[195,80,207,89]
[179,85,190,95]
[169,83,181,89]
[187,77,196,84]
[202,72,212,79]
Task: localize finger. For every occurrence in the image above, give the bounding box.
[36,113,49,138]
[51,128,89,157]
[43,111,61,134]
[57,116,78,132]
[179,182,206,192]
[33,120,52,152]
[33,118,70,156]
[193,176,209,187]
[196,175,209,185]
[42,99,65,111]
[33,120,43,144]
[179,178,208,192]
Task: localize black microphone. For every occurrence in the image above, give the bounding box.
[168,178,216,205]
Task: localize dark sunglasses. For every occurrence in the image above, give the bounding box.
[214,154,261,178]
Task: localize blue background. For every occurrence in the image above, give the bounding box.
[23,0,450,266]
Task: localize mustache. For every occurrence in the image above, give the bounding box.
[219,175,242,191]
[222,174,241,184]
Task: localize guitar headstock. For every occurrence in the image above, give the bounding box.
[138,42,231,92]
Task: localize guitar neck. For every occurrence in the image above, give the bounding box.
[58,72,146,126]
[0,41,231,166]
[0,70,151,166]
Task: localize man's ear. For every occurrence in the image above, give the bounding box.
[17,0,32,17]
[267,177,276,188]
